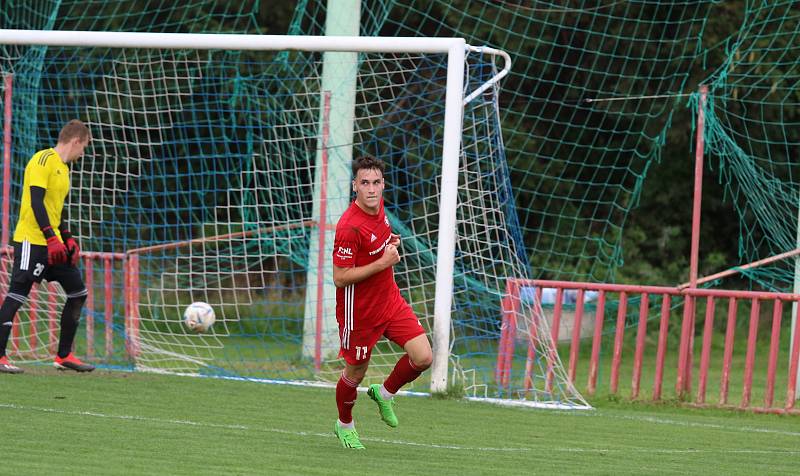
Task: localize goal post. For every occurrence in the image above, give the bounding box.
[0,29,589,409]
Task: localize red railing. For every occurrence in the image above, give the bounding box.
[497,279,800,414]
[0,245,134,361]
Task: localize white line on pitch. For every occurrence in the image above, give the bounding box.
[2,403,800,455]
[582,411,800,438]
[0,403,526,452]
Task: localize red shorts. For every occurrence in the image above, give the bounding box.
[338,303,425,365]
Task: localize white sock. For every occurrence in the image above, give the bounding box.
[338,419,355,430]
[380,384,395,400]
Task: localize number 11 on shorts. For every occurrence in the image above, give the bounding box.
[355,346,368,361]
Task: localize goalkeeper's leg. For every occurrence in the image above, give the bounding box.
[50,266,94,372]
[0,282,33,374]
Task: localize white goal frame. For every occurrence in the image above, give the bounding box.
[0,29,511,394]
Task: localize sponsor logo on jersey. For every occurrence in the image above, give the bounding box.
[370,233,377,243]
[369,236,392,256]
[336,246,353,260]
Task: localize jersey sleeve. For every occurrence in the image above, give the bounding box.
[333,225,359,268]
[28,154,53,189]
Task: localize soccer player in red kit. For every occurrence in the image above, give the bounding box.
[332,156,432,450]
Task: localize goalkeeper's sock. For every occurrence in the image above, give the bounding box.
[384,354,424,394]
[336,372,359,424]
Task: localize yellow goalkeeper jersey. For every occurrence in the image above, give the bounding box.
[12,148,70,245]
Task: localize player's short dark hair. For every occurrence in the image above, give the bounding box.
[352,155,386,177]
[58,119,91,144]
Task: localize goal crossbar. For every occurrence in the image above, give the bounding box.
[0,29,465,53]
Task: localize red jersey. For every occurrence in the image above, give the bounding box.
[333,198,404,330]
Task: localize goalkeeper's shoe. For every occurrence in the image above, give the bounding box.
[54,353,95,372]
[367,384,398,428]
[0,356,24,374]
[334,421,365,450]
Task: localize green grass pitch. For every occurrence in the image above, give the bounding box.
[1,368,798,475]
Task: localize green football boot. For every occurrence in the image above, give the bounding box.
[367,384,398,428]
[334,421,365,450]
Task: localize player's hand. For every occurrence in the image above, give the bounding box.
[64,236,80,266]
[45,235,68,265]
[382,243,400,267]
[389,233,400,247]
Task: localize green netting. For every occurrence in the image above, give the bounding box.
[697,2,800,292]
[292,1,718,282]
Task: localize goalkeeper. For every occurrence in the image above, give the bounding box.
[0,119,95,374]
[331,156,432,449]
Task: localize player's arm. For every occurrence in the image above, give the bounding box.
[29,185,68,265]
[29,186,53,233]
[333,244,400,288]
[333,245,399,288]
[332,225,401,287]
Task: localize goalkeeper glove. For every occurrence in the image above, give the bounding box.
[42,226,67,265]
[61,229,80,267]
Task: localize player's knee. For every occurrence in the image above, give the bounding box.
[0,296,25,323]
[1,282,32,320]
[411,352,432,371]
[64,292,87,322]
[344,363,368,383]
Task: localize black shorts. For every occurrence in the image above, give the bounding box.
[10,241,86,298]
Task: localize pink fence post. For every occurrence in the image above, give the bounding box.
[587,290,606,396]
[652,294,671,400]
[686,300,696,398]
[545,288,564,393]
[610,291,628,395]
[27,285,38,356]
[496,279,519,391]
[1,74,12,248]
[127,254,141,359]
[567,289,585,383]
[679,85,708,400]
[719,297,737,405]
[741,298,760,408]
[314,91,331,372]
[786,302,800,410]
[32,286,42,356]
[523,287,542,394]
[631,293,649,399]
[696,296,715,404]
[676,296,694,397]
[84,255,94,359]
[764,299,782,408]
[104,256,113,359]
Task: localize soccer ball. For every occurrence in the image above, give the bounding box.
[183,302,216,333]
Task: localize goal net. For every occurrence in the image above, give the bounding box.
[0,31,589,409]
